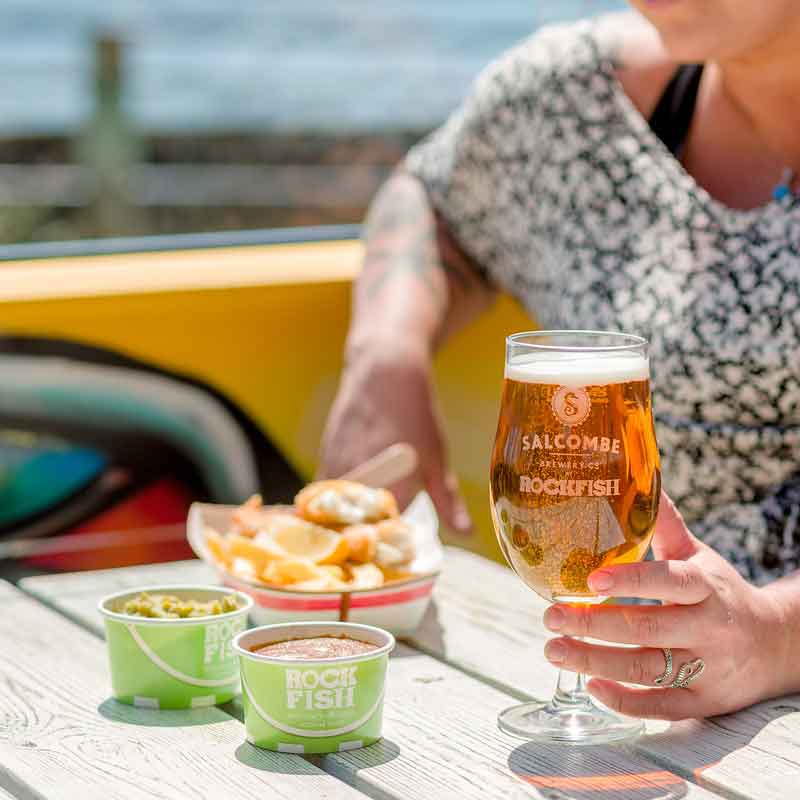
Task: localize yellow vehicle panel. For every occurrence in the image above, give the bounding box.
[0,239,534,560]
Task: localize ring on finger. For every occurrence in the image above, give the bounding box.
[671,657,705,689]
[654,647,673,686]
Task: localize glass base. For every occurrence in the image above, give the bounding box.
[498,698,644,745]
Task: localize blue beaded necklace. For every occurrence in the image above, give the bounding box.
[774,167,797,201]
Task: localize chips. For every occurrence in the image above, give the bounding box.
[227,534,284,574]
[203,481,418,592]
[263,557,322,586]
[348,563,384,590]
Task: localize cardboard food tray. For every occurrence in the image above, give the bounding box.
[187,492,443,636]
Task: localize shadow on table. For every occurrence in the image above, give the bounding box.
[508,695,800,799]
[509,743,690,800]
[97,698,227,727]
[219,696,244,721]
[311,737,401,771]
[392,641,430,660]
[234,742,355,774]
[636,695,800,794]
[234,740,402,777]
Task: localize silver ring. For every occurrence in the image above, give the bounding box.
[654,647,673,685]
[671,658,705,689]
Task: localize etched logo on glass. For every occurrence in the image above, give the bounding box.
[551,385,590,426]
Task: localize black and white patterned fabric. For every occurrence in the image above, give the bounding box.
[405,19,800,584]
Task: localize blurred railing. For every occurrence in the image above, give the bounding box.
[0,164,391,208]
[0,35,422,244]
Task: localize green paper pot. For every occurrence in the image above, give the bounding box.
[234,622,395,754]
[99,585,253,709]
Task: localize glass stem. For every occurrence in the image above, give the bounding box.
[550,636,594,711]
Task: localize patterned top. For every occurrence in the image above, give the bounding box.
[405,18,800,584]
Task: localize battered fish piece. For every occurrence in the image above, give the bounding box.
[295,480,398,526]
[373,518,416,566]
[342,518,415,567]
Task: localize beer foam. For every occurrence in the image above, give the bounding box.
[506,353,649,385]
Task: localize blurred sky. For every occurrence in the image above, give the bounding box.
[0,1,624,135]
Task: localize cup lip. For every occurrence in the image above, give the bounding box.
[233,621,396,665]
[98,583,254,626]
[507,329,648,353]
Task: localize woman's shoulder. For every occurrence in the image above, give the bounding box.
[599,12,680,119]
[475,11,677,121]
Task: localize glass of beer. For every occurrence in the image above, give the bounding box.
[490,331,660,744]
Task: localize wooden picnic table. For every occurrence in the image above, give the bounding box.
[2,546,799,800]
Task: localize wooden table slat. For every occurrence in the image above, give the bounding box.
[0,580,367,800]
[20,560,723,800]
[323,643,721,800]
[21,559,213,601]
[20,560,213,638]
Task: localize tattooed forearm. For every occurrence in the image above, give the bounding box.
[360,171,489,305]
[350,169,495,355]
[361,174,441,302]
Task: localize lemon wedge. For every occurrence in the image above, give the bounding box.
[265,521,349,565]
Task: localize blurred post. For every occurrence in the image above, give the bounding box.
[72,34,147,236]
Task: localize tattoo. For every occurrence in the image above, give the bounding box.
[364,181,437,299]
[361,172,488,303]
[361,177,440,300]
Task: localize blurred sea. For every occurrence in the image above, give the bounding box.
[0,1,624,135]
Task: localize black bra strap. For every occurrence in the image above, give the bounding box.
[648,64,704,156]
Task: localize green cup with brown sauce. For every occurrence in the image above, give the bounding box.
[233,621,395,753]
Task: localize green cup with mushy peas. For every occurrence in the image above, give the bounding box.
[99,585,253,709]
[234,621,395,753]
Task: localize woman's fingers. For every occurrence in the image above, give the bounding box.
[651,490,698,561]
[588,678,705,721]
[425,464,473,534]
[588,560,712,605]
[544,638,697,687]
[543,602,696,647]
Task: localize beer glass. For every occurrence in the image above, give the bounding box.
[490,331,660,744]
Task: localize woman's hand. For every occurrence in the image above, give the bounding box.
[542,492,788,720]
[319,343,472,534]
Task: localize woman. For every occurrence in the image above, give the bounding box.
[320,1,800,719]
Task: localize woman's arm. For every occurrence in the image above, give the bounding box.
[346,169,494,363]
[762,571,800,696]
[320,169,495,532]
